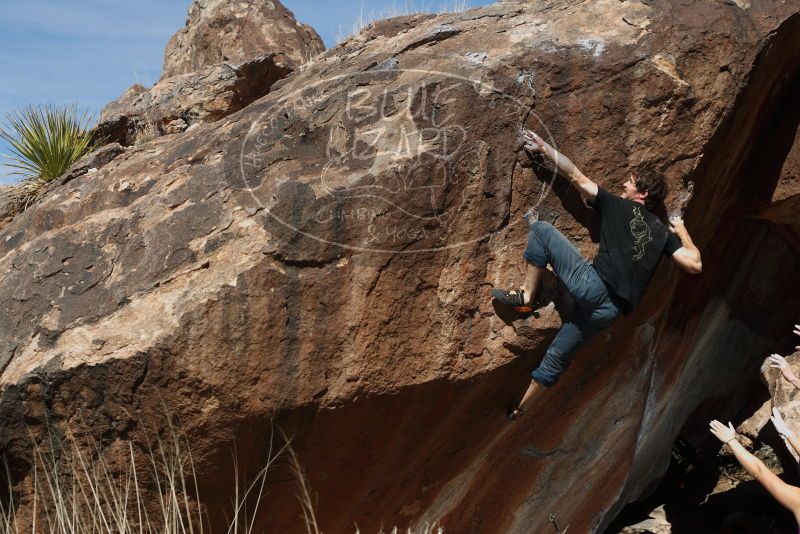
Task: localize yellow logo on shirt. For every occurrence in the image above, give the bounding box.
[630,206,652,261]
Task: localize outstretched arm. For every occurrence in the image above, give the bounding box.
[522,129,598,202]
[710,420,800,519]
[668,217,702,274]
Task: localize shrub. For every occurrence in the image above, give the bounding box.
[0,104,98,187]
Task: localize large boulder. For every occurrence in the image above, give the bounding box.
[1,1,800,533]
[160,0,324,80]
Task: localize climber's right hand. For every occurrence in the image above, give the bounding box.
[521,128,546,154]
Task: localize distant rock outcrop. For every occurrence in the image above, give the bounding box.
[161,0,324,80]
[94,0,324,146]
[96,55,293,145]
[1,1,800,533]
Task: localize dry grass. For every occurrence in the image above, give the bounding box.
[133,107,166,146]
[0,180,47,212]
[0,421,286,534]
[0,422,444,534]
[358,523,444,534]
[335,0,474,43]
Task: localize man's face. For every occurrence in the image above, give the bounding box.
[621,174,639,200]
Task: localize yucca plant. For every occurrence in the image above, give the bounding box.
[0,104,98,186]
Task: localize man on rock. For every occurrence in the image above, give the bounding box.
[493,129,703,420]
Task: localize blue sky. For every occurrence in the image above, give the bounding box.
[0,0,494,184]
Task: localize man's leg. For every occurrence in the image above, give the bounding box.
[530,311,597,388]
[516,376,544,413]
[501,222,615,419]
[530,271,621,390]
[520,262,543,306]
[523,221,590,289]
[494,221,590,309]
[508,311,595,418]
[509,302,617,419]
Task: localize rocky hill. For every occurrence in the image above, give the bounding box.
[94,0,325,147]
[1,0,799,532]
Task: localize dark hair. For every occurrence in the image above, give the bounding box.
[634,171,668,211]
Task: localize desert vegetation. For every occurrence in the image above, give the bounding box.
[0,104,99,210]
[335,0,473,43]
[0,422,443,534]
[0,105,98,185]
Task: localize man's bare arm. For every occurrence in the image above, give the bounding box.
[669,217,702,274]
[522,129,598,202]
[711,420,800,520]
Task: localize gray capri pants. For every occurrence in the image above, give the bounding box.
[523,221,620,386]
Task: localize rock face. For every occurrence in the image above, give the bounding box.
[1,1,800,533]
[338,13,438,47]
[161,0,324,80]
[0,143,127,231]
[0,186,25,227]
[96,55,293,145]
[94,0,324,146]
[99,84,147,120]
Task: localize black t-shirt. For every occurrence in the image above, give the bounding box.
[589,187,681,313]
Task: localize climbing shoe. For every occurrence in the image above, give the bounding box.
[506,406,525,421]
[491,288,533,313]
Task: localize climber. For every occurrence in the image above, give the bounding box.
[494,128,703,420]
